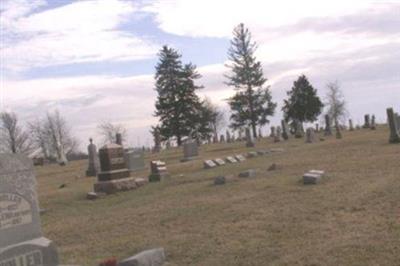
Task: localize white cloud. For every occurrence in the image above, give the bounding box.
[144,0,376,38]
[1,0,158,72]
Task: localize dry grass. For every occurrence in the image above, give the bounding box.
[35,126,400,265]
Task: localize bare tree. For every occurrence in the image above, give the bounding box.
[43,110,77,164]
[325,81,348,125]
[28,118,51,159]
[0,111,32,154]
[97,121,127,144]
[203,97,226,140]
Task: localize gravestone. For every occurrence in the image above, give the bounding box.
[116,133,122,145]
[203,160,217,169]
[387,108,400,143]
[213,134,219,143]
[294,120,304,138]
[247,151,258,158]
[239,169,256,178]
[305,128,317,143]
[274,126,282,142]
[94,144,134,194]
[395,113,400,133]
[363,114,370,128]
[153,128,161,153]
[370,115,376,130]
[226,156,238,163]
[234,154,246,162]
[238,129,243,141]
[349,119,354,131]
[86,138,99,177]
[226,130,231,143]
[258,128,263,138]
[315,123,319,132]
[118,248,166,266]
[303,169,325,185]
[245,128,255,147]
[324,115,332,136]
[181,138,198,162]
[220,134,225,143]
[124,149,145,172]
[213,158,226,166]
[0,154,59,265]
[335,121,342,139]
[269,126,276,138]
[149,161,169,182]
[281,120,289,140]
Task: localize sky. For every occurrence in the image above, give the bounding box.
[1,0,399,150]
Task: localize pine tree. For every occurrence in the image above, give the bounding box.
[154,46,204,146]
[282,75,324,133]
[226,23,276,138]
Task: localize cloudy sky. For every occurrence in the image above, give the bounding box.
[1,0,399,149]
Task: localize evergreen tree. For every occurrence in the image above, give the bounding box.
[282,75,323,132]
[226,23,276,138]
[154,46,204,146]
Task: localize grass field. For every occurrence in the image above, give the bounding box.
[36,126,400,266]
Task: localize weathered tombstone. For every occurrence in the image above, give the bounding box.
[269,126,276,138]
[245,128,255,147]
[94,144,135,194]
[116,133,122,145]
[0,154,59,265]
[349,119,354,131]
[234,154,246,162]
[181,138,199,162]
[294,120,304,138]
[247,151,258,158]
[220,134,225,143]
[335,120,342,139]
[124,149,145,172]
[315,123,319,132]
[305,128,317,143]
[86,138,99,177]
[363,114,370,128]
[238,129,243,141]
[387,108,400,143]
[213,134,219,143]
[213,158,226,166]
[303,169,325,185]
[395,113,400,133]
[226,156,238,163]
[239,169,256,178]
[281,120,289,140]
[370,115,376,130]
[226,130,231,143]
[149,160,169,182]
[203,160,217,169]
[274,126,282,142]
[324,115,332,136]
[118,248,166,266]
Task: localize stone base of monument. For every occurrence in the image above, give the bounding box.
[0,237,59,265]
[85,168,97,177]
[148,173,169,182]
[98,169,130,181]
[180,156,198,162]
[94,177,138,194]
